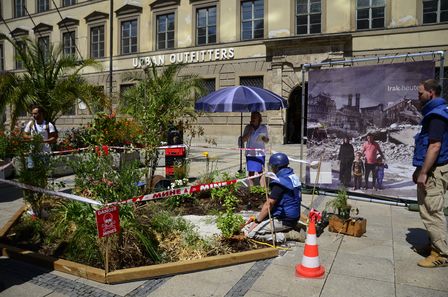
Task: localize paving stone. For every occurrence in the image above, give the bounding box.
[0,282,53,297]
[331,252,394,283]
[149,263,253,297]
[339,236,393,260]
[396,283,448,297]
[395,258,448,292]
[320,274,395,297]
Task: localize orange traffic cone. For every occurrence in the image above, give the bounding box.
[295,219,325,278]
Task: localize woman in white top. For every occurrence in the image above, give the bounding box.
[241,112,269,178]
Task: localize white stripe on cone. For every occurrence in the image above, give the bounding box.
[306,234,317,245]
[301,255,321,268]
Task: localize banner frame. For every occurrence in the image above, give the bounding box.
[299,50,446,181]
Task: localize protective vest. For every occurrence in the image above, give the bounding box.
[269,167,301,221]
[413,97,448,167]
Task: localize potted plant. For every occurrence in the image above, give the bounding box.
[326,187,366,237]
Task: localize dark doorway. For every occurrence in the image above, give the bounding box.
[286,84,307,144]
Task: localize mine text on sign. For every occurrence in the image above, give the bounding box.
[95,206,120,238]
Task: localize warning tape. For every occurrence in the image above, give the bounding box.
[0,178,103,206]
[0,173,268,208]
[0,161,13,171]
[106,174,263,206]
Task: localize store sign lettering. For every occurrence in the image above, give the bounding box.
[133,48,234,68]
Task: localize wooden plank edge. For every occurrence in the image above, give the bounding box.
[0,204,26,238]
[0,243,106,283]
[106,247,279,284]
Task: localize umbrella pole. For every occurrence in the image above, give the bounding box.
[239,112,243,173]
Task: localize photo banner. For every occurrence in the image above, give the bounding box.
[306,61,435,200]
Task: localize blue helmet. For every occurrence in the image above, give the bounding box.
[269,153,289,168]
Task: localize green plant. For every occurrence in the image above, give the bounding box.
[216,211,244,238]
[249,185,266,196]
[119,63,204,191]
[0,35,109,128]
[326,187,351,219]
[212,172,244,238]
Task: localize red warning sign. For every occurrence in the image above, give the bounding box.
[95,206,120,238]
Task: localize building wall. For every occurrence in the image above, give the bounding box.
[1,0,448,144]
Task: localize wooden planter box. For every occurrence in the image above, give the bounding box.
[328,215,367,237]
[0,206,278,284]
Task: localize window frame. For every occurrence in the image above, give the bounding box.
[61,0,76,7]
[156,12,176,50]
[119,17,139,55]
[240,0,265,41]
[62,30,77,57]
[296,0,322,35]
[195,5,217,46]
[15,40,25,70]
[355,0,386,30]
[89,23,106,59]
[422,0,448,24]
[14,0,26,18]
[36,0,50,13]
[0,43,4,72]
[37,35,50,61]
[238,75,264,88]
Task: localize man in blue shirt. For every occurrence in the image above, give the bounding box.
[242,152,305,243]
[412,79,448,267]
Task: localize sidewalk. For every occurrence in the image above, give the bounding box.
[1,144,448,297]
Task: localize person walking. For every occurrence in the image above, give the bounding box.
[241,112,269,184]
[362,133,384,190]
[241,152,305,243]
[412,79,448,268]
[338,137,355,187]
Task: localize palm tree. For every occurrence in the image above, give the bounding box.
[120,63,204,190]
[0,34,110,129]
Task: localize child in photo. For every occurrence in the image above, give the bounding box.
[375,156,388,190]
[352,151,364,190]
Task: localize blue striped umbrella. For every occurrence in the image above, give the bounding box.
[195,86,288,172]
[195,86,288,112]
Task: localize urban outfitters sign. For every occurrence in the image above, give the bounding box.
[133,47,235,68]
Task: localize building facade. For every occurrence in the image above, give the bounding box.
[1,0,447,144]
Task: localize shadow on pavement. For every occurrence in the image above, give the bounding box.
[0,183,23,203]
[406,227,430,256]
[0,257,50,292]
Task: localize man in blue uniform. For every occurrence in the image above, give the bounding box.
[412,79,448,267]
[242,152,305,243]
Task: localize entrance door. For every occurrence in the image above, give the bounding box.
[286,84,307,144]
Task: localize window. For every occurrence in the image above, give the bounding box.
[37,0,49,13]
[62,31,76,56]
[37,36,50,60]
[423,0,448,24]
[90,25,105,58]
[196,6,216,45]
[63,104,76,115]
[15,41,25,69]
[62,0,76,7]
[201,78,216,95]
[356,0,385,30]
[120,19,137,55]
[296,0,321,34]
[157,13,175,50]
[120,83,135,96]
[14,0,26,18]
[241,0,264,40]
[0,44,4,71]
[240,76,263,88]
